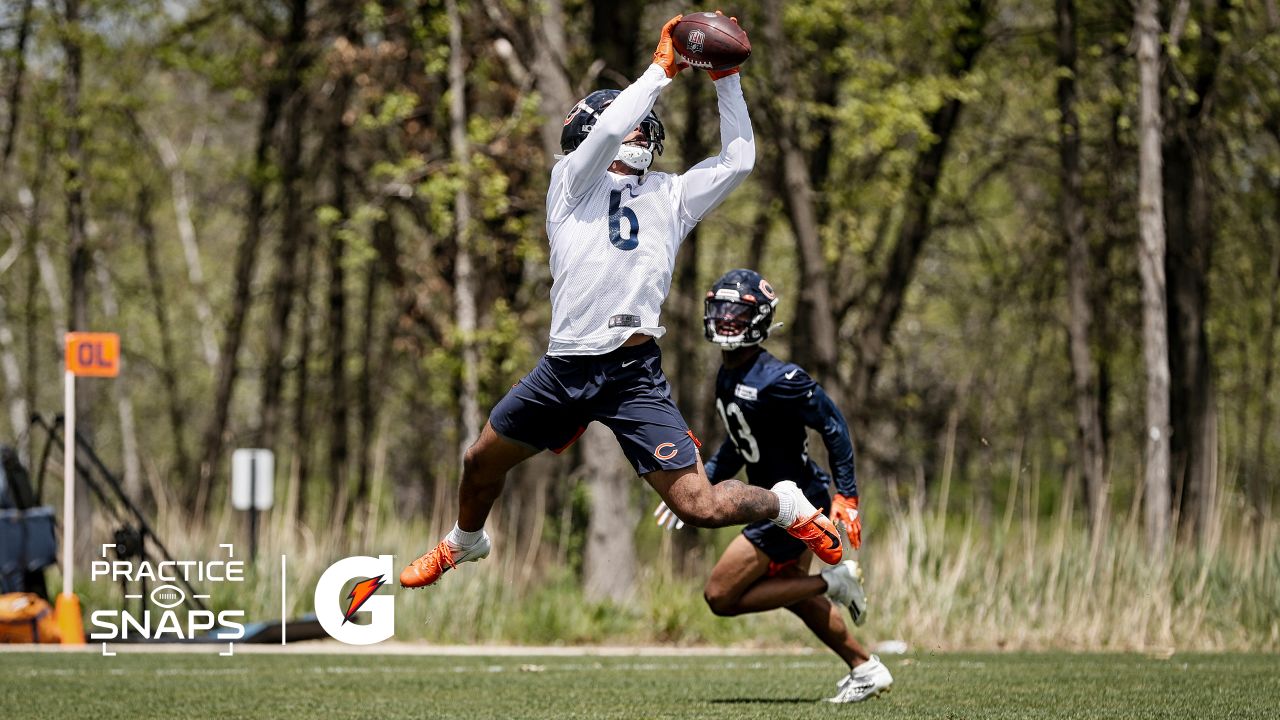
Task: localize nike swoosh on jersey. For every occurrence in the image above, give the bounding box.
[621,359,637,367]
[785,369,800,380]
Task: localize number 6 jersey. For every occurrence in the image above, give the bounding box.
[705,350,859,499]
[545,64,755,356]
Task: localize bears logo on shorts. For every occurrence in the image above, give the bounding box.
[653,442,679,460]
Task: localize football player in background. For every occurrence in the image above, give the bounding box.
[654,269,894,703]
[401,16,844,591]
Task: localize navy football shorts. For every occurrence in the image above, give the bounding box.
[489,339,700,476]
[742,478,832,563]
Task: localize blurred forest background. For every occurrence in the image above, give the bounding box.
[0,0,1277,650]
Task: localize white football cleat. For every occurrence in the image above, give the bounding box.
[828,655,893,703]
[820,559,868,626]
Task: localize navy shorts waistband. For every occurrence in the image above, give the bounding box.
[551,337,660,364]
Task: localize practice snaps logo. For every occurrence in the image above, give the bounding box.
[88,543,246,647]
[314,555,395,645]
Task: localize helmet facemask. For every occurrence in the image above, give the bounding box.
[704,269,780,350]
[614,116,665,172]
[704,295,774,350]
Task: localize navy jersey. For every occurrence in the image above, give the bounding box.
[704,350,857,497]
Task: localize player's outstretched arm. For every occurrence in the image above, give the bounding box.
[777,369,862,547]
[560,15,683,201]
[676,69,755,229]
[804,386,861,547]
[802,384,857,497]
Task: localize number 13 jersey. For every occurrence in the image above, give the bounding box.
[705,350,859,498]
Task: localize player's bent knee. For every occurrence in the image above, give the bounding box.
[462,437,512,481]
[462,443,485,475]
[703,589,742,617]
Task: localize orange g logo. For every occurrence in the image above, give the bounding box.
[653,443,678,460]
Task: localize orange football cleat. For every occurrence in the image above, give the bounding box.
[399,533,491,588]
[786,508,844,565]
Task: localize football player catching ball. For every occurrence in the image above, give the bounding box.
[401,16,843,592]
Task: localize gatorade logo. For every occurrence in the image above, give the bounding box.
[314,555,395,645]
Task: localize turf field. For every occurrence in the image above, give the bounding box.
[2,649,1276,719]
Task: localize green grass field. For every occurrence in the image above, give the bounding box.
[3,650,1277,719]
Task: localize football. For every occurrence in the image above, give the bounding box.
[672,12,751,72]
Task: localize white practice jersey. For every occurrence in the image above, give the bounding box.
[545,64,755,356]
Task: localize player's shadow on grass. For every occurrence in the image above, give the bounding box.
[708,698,816,705]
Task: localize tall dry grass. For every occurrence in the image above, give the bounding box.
[68,469,1278,652]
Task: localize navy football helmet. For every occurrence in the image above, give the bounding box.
[704,269,779,349]
[560,90,665,170]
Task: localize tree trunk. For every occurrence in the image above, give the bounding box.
[15,130,47,467]
[1,0,35,168]
[21,141,48,466]
[1162,1,1230,540]
[92,251,142,499]
[197,61,289,515]
[288,223,317,524]
[353,219,387,532]
[532,1,574,161]
[61,0,94,546]
[1135,0,1172,557]
[447,0,481,456]
[1164,131,1217,539]
[34,239,67,339]
[1057,0,1107,536]
[328,10,356,525]
[581,424,637,602]
[138,187,193,489]
[851,0,987,408]
[141,122,219,368]
[1250,237,1280,523]
[761,3,838,389]
[484,0,575,165]
[259,0,311,453]
[0,295,26,440]
[61,0,89,342]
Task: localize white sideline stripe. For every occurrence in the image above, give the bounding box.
[11,659,834,678]
[0,643,823,657]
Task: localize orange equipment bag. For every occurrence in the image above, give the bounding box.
[0,592,61,643]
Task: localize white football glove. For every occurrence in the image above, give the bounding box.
[653,501,685,530]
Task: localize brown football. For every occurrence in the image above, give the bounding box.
[672,12,751,72]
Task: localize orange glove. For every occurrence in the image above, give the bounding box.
[653,14,687,78]
[708,11,743,81]
[831,494,861,550]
